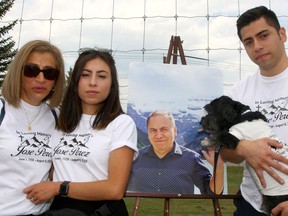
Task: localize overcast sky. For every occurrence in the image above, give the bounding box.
[2,0,288,87]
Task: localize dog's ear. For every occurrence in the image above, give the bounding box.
[212,97,236,124]
[233,100,250,114]
[217,96,249,126]
[219,104,238,124]
[204,96,224,114]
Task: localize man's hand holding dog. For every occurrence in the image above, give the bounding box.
[236,138,288,188]
[271,200,288,216]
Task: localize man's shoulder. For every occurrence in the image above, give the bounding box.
[228,72,259,99]
[234,72,258,87]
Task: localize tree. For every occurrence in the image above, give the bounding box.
[0,0,17,88]
[66,67,73,86]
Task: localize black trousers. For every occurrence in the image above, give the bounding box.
[233,190,267,216]
[50,196,128,216]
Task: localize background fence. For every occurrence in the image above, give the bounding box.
[2,0,288,108]
[1,1,288,214]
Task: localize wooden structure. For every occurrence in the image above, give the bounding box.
[164,35,187,65]
[125,192,241,216]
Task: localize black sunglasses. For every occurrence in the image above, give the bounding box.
[23,64,59,80]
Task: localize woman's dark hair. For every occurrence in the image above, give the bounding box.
[237,6,281,41]
[58,49,124,132]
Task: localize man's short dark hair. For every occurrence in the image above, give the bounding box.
[236,6,280,41]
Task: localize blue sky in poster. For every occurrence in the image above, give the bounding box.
[127,62,223,117]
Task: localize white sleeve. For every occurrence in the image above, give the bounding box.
[109,114,139,159]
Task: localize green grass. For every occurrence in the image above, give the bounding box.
[124,165,243,215]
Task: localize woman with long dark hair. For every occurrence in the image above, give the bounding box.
[24,49,138,216]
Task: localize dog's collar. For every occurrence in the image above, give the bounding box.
[242,109,251,115]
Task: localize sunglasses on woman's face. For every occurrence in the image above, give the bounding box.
[23,64,59,80]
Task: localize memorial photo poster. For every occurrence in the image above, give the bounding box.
[127,62,228,194]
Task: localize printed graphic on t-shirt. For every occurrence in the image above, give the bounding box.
[254,97,288,128]
[53,133,92,163]
[254,97,288,158]
[10,130,52,163]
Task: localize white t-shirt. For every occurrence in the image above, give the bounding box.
[229,120,288,196]
[229,68,288,212]
[52,114,138,182]
[0,99,57,215]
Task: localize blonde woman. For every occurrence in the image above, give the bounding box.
[0,40,65,216]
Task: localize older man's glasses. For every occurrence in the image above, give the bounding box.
[24,64,59,80]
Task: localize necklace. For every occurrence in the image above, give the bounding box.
[23,104,43,131]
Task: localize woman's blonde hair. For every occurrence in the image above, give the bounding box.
[1,40,65,108]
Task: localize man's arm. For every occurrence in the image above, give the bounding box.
[220,138,288,187]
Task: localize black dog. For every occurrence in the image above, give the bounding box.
[200,95,288,214]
